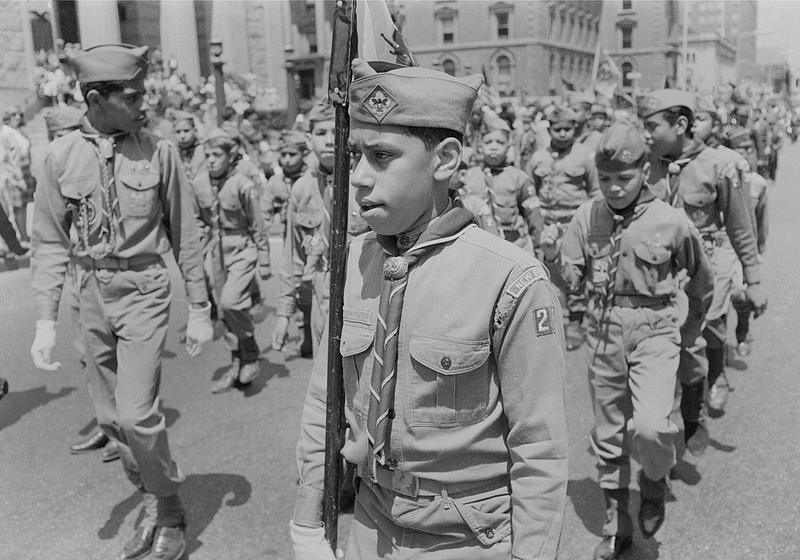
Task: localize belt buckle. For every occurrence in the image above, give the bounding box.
[392,470,420,498]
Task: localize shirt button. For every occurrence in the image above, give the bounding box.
[440,356,452,370]
[387,458,398,468]
[485,528,495,539]
[398,234,410,247]
[622,251,628,257]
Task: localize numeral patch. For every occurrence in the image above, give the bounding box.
[534,306,555,337]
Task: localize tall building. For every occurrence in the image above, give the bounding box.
[598,0,682,92]
[398,0,603,98]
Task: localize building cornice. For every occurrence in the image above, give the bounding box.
[412,38,595,56]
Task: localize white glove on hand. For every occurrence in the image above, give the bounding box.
[185,303,213,357]
[31,320,61,371]
[289,521,343,560]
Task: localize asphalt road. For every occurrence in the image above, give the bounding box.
[2,142,800,560]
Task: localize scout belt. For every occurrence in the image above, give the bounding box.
[76,254,162,272]
[357,462,509,499]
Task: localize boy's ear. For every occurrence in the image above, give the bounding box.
[675,115,690,136]
[433,138,462,182]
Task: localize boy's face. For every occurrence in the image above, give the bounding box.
[205,146,234,179]
[349,121,444,236]
[642,112,682,158]
[91,78,148,134]
[480,130,509,167]
[692,112,715,143]
[173,120,197,148]
[310,119,335,170]
[590,113,608,132]
[597,162,648,210]
[279,146,306,174]
[549,122,575,148]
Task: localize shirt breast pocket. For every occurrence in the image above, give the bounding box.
[680,189,717,226]
[60,174,99,226]
[119,172,160,218]
[340,308,375,419]
[632,240,673,292]
[409,333,491,428]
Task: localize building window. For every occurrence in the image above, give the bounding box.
[496,11,510,39]
[497,55,511,75]
[442,15,455,43]
[622,61,633,87]
[622,0,632,9]
[621,27,632,49]
[442,59,456,76]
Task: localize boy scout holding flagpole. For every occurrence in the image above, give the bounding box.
[29,44,213,560]
[290,57,568,559]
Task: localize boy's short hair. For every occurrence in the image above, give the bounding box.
[404,127,463,151]
[205,129,239,154]
[661,106,694,136]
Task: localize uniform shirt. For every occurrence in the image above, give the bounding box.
[178,142,207,183]
[459,164,539,237]
[294,225,568,559]
[277,162,368,317]
[746,171,768,255]
[577,128,603,153]
[262,165,305,233]
[549,192,713,319]
[526,142,600,225]
[649,140,761,284]
[191,167,270,268]
[31,119,207,321]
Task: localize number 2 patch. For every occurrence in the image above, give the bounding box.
[534,306,555,337]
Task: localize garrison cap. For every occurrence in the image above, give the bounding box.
[43,106,84,133]
[591,103,610,116]
[595,121,648,169]
[638,89,696,119]
[172,111,197,126]
[278,129,309,151]
[69,44,149,83]
[725,126,754,149]
[695,97,720,119]
[306,101,335,126]
[547,106,580,125]
[349,58,483,134]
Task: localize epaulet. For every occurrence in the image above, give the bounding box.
[493,264,549,332]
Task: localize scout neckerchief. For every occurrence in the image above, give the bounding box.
[366,202,475,473]
[481,165,507,241]
[80,122,126,259]
[662,139,706,206]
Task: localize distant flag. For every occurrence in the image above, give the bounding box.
[357,0,414,65]
[591,43,621,100]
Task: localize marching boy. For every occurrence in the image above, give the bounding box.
[542,122,713,560]
[290,59,569,559]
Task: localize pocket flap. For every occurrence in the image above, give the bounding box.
[410,335,490,375]
[633,240,672,265]
[60,174,98,199]
[295,211,323,229]
[120,172,160,191]
[219,195,242,211]
[564,165,585,178]
[340,309,375,356]
[681,189,716,207]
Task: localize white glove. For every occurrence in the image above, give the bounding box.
[185,303,213,357]
[31,320,61,371]
[289,521,343,560]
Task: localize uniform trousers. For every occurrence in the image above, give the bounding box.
[587,303,681,494]
[218,235,257,345]
[309,269,329,355]
[346,477,512,560]
[79,261,184,506]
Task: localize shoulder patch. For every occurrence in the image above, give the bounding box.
[722,163,740,188]
[533,306,555,336]
[506,266,547,299]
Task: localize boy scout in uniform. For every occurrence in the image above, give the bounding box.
[29,44,213,560]
[172,111,207,182]
[263,129,309,236]
[542,122,712,560]
[192,129,271,393]
[458,120,540,250]
[639,90,766,451]
[527,107,600,350]
[290,59,568,560]
[272,102,368,355]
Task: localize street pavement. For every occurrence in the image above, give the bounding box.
[2,142,800,560]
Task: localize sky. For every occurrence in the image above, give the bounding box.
[756,0,800,65]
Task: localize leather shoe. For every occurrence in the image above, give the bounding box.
[638,474,667,538]
[118,525,156,560]
[211,356,240,394]
[103,441,121,463]
[149,526,186,560]
[70,430,109,454]
[237,361,260,385]
[593,535,632,560]
[707,375,729,417]
[0,377,7,399]
[684,419,710,457]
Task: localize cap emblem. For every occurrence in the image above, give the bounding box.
[362,85,398,123]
